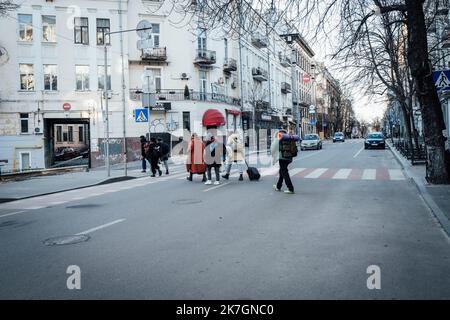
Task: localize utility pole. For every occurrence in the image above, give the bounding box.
[103,45,110,177]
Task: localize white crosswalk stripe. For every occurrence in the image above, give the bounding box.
[304,168,328,179]
[289,168,307,176]
[361,169,377,180]
[332,169,352,179]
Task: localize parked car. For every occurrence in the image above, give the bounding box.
[333,132,345,143]
[54,147,79,161]
[364,132,386,149]
[301,134,322,150]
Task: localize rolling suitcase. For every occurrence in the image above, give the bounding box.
[245,161,261,181]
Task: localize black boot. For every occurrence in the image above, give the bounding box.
[158,169,162,176]
[239,174,243,181]
[222,173,230,180]
[166,170,169,175]
[202,174,207,182]
[187,173,193,181]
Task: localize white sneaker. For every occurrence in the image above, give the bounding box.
[204,180,212,185]
[214,181,220,185]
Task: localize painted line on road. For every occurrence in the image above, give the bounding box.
[361,169,377,180]
[332,169,352,179]
[353,146,364,158]
[75,219,126,235]
[203,182,230,192]
[0,210,26,218]
[388,169,406,180]
[304,168,328,179]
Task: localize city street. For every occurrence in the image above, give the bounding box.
[1,139,449,299]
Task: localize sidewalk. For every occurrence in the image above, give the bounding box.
[0,158,185,203]
[387,141,450,237]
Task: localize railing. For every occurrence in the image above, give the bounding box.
[252,67,268,81]
[393,139,427,165]
[129,89,241,106]
[279,53,291,67]
[251,32,269,48]
[281,82,292,93]
[141,47,167,61]
[194,49,217,64]
[223,58,237,72]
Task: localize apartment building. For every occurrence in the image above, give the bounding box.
[0,0,320,172]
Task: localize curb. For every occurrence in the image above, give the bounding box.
[0,175,139,204]
[387,141,450,238]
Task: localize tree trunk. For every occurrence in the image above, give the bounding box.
[405,0,449,184]
[400,100,415,164]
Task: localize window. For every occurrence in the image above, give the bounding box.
[224,38,228,60]
[197,28,206,50]
[199,70,207,100]
[68,126,73,142]
[44,65,58,91]
[96,18,110,45]
[74,17,89,44]
[19,64,34,91]
[151,23,160,47]
[144,68,161,92]
[78,126,84,142]
[98,65,111,90]
[20,113,29,133]
[75,65,90,91]
[183,111,190,132]
[18,14,33,41]
[56,125,62,142]
[42,15,56,42]
[63,131,68,142]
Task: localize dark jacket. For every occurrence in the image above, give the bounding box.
[148,142,162,160]
[140,136,147,157]
[159,142,170,160]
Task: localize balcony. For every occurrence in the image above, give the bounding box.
[129,89,240,106]
[281,82,292,94]
[252,67,268,82]
[194,49,217,65]
[223,58,237,72]
[279,53,291,67]
[251,32,269,48]
[141,47,167,61]
[255,100,270,111]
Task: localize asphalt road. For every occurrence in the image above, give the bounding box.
[1,139,449,299]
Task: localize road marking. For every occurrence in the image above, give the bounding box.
[362,169,377,180]
[0,210,26,218]
[298,150,323,160]
[332,169,352,179]
[47,201,68,206]
[289,168,307,176]
[75,219,126,235]
[203,182,230,192]
[389,169,405,180]
[304,168,328,179]
[353,146,364,158]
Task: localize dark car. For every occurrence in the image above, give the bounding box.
[54,147,79,161]
[333,132,345,143]
[364,132,386,149]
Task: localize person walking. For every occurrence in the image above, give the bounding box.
[147,137,162,177]
[222,132,245,181]
[139,135,148,173]
[186,133,207,182]
[271,129,298,194]
[157,137,170,175]
[204,134,226,185]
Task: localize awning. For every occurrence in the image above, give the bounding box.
[226,109,241,116]
[202,109,225,127]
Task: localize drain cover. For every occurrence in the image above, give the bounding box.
[173,199,202,205]
[43,235,90,246]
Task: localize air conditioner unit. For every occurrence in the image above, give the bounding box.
[180,72,190,80]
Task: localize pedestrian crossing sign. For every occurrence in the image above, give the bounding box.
[135,108,148,122]
[433,70,450,92]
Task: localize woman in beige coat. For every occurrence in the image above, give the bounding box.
[222,132,245,181]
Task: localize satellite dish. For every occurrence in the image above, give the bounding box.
[136,20,152,39]
[0,46,9,66]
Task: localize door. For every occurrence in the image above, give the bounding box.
[21,152,30,171]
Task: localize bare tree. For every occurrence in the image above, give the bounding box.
[0,1,19,16]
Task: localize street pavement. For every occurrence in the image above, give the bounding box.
[0,139,450,299]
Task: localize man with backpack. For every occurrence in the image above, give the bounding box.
[270,129,299,194]
[157,137,170,175]
[146,137,163,177]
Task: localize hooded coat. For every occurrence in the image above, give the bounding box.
[186,136,207,174]
[226,133,244,162]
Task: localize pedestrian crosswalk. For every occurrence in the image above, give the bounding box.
[0,166,406,211]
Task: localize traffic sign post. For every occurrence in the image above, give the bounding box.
[135,109,149,123]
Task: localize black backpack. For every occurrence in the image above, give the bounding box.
[280,140,298,158]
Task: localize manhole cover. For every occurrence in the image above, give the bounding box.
[173,199,202,205]
[66,204,102,209]
[43,235,90,246]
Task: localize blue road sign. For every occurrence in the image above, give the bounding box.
[432,70,450,92]
[135,108,148,122]
[309,119,316,126]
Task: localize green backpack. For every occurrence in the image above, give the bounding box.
[280,140,298,158]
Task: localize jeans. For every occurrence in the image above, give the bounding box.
[225,161,244,174]
[142,158,147,171]
[277,159,294,192]
[207,165,220,181]
[161,159,169,172]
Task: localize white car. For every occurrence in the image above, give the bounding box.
[301,134,322,150]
